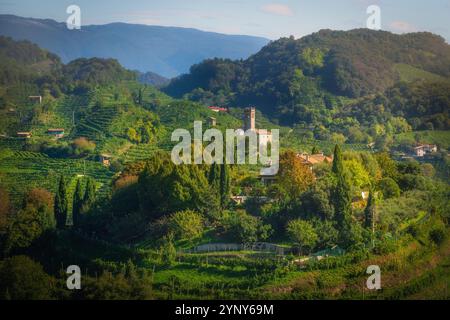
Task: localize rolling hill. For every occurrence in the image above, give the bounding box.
[164,29,450,129]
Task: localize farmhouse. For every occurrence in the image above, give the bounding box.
[47,128,65,139]
[208,106,228,113]
[260,173,277,185]
[413,144,437,157]
[208,116,216,127]
[230,195,248,205]
[28,95,42,104]
[16,131,32,139]
[296,153,333,167]
[99,154,112,167]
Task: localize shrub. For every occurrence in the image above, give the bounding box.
[168,210,204,241]
[221,210,272,243]
[379,177,400,199]
[286,219,318,254]
[429,228,445,245]
[72,137,96,156]
[0,256,55,299]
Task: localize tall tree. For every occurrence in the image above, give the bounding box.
[6,188,55,251]
[137,88,143,105]
[0,187,10,233]
[138,152,219,220]
[332,144,344,175]
[286,219,318,255]
[82,178,96,213]
[278,150,315,201]
[219,164,231,208]
[364,189,375,229]
[208,162,220,191]
[54,175,68,229]
[72,179,84,227]
[331,145,353,246]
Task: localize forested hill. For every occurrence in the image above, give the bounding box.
[164,29,450,128]
[0,36,61,85]
[0,14,269,78]
[0,35,138,93]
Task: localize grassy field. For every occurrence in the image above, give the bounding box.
[394,63,449,83]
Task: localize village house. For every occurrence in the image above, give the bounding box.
[16,131,32,139]
[208,106,228,113]
[47,128,65,139]
[230,195,248,205]
[413,144,438,157]
[28,95,42,104]
[260,172,277,185]
[99,154,112,167]
[208,116,216,127]
[231,195,272,205]
[296,152,333,168]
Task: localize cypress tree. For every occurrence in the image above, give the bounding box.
[138,88,143,105]
[332,144,344,175]
[364,190,375,229]
[82,178,96,213]
[219,163,231,208]
[72,179,84,227]
[208,162,222,208]
[208,162,220,191]
[331,144,353,246]
[54,175,68,229]
[333,175,353,246]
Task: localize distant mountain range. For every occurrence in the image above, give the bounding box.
[0,14,269,78]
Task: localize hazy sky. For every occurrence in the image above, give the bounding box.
[1,0,449,41]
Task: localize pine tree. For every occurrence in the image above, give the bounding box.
[72,179,84,227]
[219,163,231,208]
[82,178,96,213]
[54,175,68,229]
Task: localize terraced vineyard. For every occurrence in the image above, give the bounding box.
[72,105,120,143]
[123,144,172,163]
[0,138,25,151]
[0,151,114,207]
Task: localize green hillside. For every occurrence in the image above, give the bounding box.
[0,33,448,302]
[394,63,449,83]
[164,30,450,134]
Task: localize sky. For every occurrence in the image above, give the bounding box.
[1,0,449,41]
